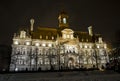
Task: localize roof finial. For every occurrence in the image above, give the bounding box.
[30,18,34,31]
[88,26,93,36]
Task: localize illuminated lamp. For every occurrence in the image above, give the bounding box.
[15,68,18,71]
[80,45,82,48]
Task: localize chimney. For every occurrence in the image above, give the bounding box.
[30,19,34,31]
[88,26,93,36]
[98,37,103,43]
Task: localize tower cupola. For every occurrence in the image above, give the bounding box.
[58,11,69,29]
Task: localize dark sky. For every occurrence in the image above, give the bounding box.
[0,0,120,45]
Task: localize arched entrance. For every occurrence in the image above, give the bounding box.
[68,57,75,69]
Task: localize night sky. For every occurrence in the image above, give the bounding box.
[0,0,120,45]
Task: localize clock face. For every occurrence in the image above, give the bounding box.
[63,18,66,24]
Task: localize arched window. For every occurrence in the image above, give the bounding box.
[31,59,35,65]
[20,31,26,38]
[67,35,69,38]
[46,36,48,39]
[38,58,43,64]
[63,18,66,23]
[40,35,42,39]
[52,36,54,40]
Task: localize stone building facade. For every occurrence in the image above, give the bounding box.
[10,11,109,71]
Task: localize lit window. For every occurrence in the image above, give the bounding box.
[26,42,30,45]
[48,44,52,47]
[71,35,73,39]
[40,35,42,39]
[20,31,26,38]
[80,45,82,48]
[67,35,69,38]
[89,46,92,48]
[63,34,66,39]
[63,18,66,24]
[86,39,88,42]
[104,44,107,49]
[88,59,92,64]
[15,68,18,71]
[52,36,54,40]
[31,59,35,65]
[82,39,84,42]
[84,61,87,64]
[84,45,87,48]
[38,58,43,64]
[97,45,99,48]
[14,41,19,45]
[35,43,39,46]
[46,36,48,39]
[42,43,46,47]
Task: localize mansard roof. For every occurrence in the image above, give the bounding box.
[31,27,101,42]
[32,27,58,40]
[74,31,101,42]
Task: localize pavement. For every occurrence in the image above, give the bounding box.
[0,70,120,81]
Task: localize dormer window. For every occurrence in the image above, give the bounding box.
[62,29,74,39]
[46,36,48,39]
[14,41,19,45]
[26,41,30,45]
[52,36,54,40]
[97,45,100,48]
[20,31,26,38]
[67,35,70,38]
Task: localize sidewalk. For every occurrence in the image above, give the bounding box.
[0,70,120,81]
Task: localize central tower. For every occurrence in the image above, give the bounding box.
[58,11,69,29]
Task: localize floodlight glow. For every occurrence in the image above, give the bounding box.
[35,43,39,46]
[14,41,19,45]
[97,45,99,48]
[26,42,30,45]
[48,44,52,47]
[42,43,46,47]
[85,45,87,48]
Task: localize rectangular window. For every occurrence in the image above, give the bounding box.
[67,35,69,38]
